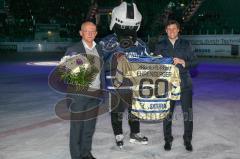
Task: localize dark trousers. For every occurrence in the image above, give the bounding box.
[163,90,193,142]
[111,91,140,135]
[68,95,100,159]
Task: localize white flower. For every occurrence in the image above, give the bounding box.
[71,67,81,74]
[59,55,72,64]
[83,63,89,69]
[71,63,90,74]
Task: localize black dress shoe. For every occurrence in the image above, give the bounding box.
[164,141,172,151]
[82,153,96,159]
[184,141,193,151]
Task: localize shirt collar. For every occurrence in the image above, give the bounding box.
[82,40,96,50]
[166,37,180,46]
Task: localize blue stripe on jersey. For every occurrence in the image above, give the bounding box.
[131,109,169,113]
[128,57,173,64]
[134,98,168,102]
[171,93,180,96]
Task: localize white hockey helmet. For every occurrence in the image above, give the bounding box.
[110,2,142,31]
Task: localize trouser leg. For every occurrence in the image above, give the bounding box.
[69,95,100,159]
[163,101,176,142]
[70,120,83,159]
[181,90,193,142]
[80,118,97,157]
[111,111,123,135]
[128,108,140,134]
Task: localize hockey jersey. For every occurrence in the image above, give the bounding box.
[99,34,150,90]
[114,56,181,120]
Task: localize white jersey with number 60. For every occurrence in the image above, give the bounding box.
[114,56,181,121]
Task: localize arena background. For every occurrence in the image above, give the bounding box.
[0,0,240,159]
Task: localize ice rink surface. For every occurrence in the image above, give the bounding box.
[0,57,240,159]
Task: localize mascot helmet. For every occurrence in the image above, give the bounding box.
[110,2,142,48]
[110,2,142,31]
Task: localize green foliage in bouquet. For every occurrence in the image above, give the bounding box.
[60,55,99,90]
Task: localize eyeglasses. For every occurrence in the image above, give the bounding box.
[82,30,97,34]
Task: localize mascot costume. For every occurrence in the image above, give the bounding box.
[100,1,150,148]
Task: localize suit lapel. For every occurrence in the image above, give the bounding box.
[79,41,87,54]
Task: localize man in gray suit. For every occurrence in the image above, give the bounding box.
[65,21,104,159]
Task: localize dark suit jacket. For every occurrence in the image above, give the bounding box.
[154,37,198,90]
[65,40,105,90]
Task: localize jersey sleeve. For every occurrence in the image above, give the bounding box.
[113,56,131,88]
[170,65,181,100]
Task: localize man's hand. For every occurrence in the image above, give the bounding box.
[173,57,185,67]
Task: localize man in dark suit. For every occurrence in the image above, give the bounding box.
[154,20,198,151]
[65,21,104,159]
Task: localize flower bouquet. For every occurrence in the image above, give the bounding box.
[58,54,99,91]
